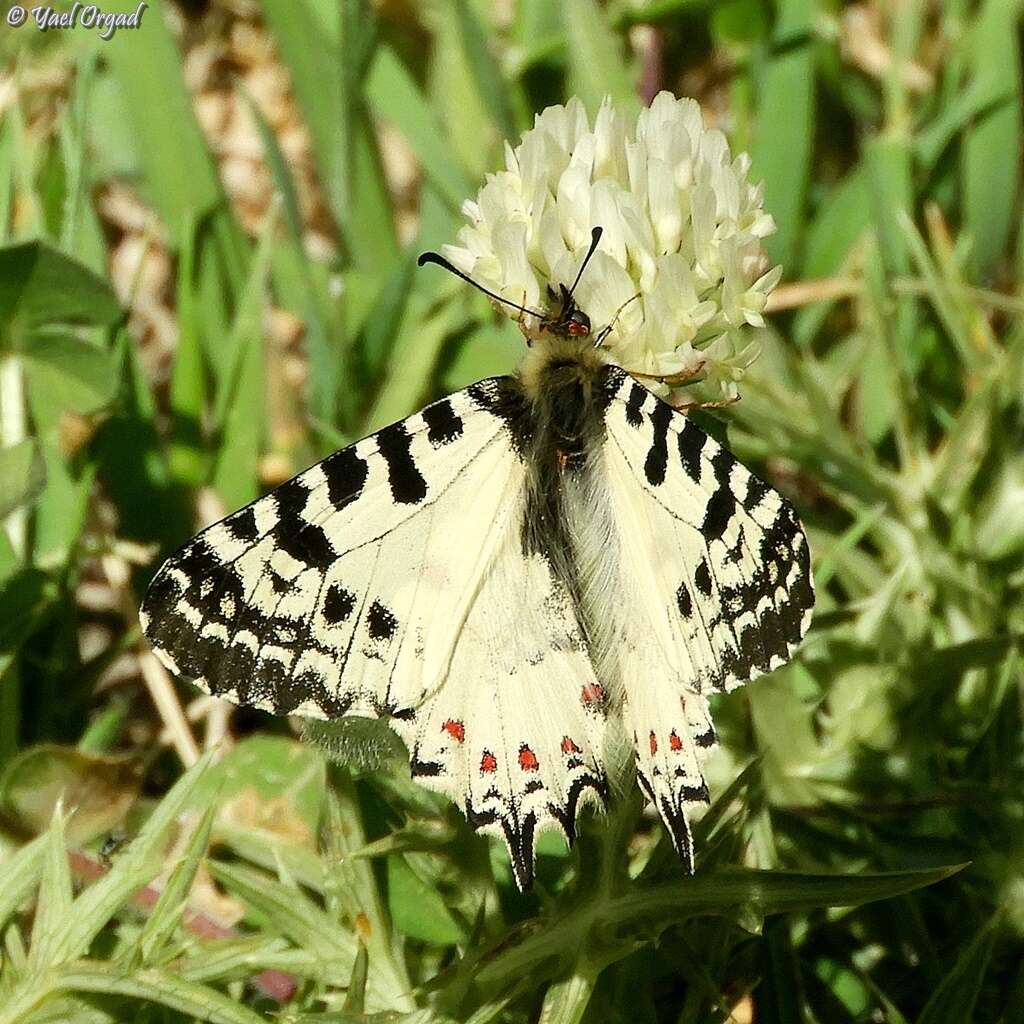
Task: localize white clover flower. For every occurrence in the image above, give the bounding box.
[442,92,782,402]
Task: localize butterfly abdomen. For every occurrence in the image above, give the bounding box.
[517,341,625,693]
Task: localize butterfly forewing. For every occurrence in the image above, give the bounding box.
[141,383,509,716]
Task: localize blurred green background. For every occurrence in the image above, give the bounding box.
[1,0,1023,1021]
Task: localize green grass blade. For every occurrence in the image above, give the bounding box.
[54,961,268,1024]
[254,0,345,233]
[915,917,997,1024]
[168,210,207,488]
[962,0,1022,282]
[749,0,815,268]
[135,803,217,966]
[208,860,358,964]
[210,208,278,507]
[102,0,225,248]
[27,810,72,972]
[793,167,869,348]
[565,0,637,115]
[0,835,46,933]
[56,752,215,963]
[322,780,415,1010]
[365,46,475,211]
[453,0,516,141]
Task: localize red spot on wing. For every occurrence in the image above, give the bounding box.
[442,719,465,743]
[480,750,497,774]
[581,684,604,707]
[669,730,683,751]
[561,736,581,754]
[518,745,539,772]
[649,731,658,756]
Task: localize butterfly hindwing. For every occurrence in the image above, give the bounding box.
[601,371,813,858]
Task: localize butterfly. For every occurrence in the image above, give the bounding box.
[140,227,814,889]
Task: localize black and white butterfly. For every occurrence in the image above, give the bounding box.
[141,228,813,889]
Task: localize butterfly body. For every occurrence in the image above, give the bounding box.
[141,337,813,888]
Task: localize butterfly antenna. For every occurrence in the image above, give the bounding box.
[567,226,604,298]
[418,252,546,319]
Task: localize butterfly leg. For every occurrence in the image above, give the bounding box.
[669,395,741,413]
[594,293,642,347]
[626,361,707,388]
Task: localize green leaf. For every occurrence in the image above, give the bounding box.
[605,866,965,925]
[712,0,768,44]
[356,252,417,385]
[342,942,369,1017]
[211,209,276,509]
[204,735,326,844]
[475,865,966,991]
[0,241,120,339]
[0,567,53,653]
[387,854,466,945]
[0,438,45,519]
[23,333,117,426]
[168,210,207,488]
[757,918,807,1024]
[794,167,869,347]
[452,0,516,141]
[442,319,522,393]
[260,0,347,234]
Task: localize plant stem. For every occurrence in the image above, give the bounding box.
[0,353,27,559]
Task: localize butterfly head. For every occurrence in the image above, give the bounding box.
[418,227,604,348]
[540,283,592,339]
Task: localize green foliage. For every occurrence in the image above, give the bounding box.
[1,1,1022,1021]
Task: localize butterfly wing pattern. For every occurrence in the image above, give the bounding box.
[600,370,814,864]
[142,368,812,888]
[141,380,608,888]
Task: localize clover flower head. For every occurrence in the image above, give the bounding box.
[441,92,781,401]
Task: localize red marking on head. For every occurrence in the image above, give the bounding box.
[518,745,540,772]
[567,320,590,337]
[442,719,465,743]
[669,730,683,752]
[561,736,581,755]
[480,750,497,774]
[649,731,658,756]
[581,684,604,706]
